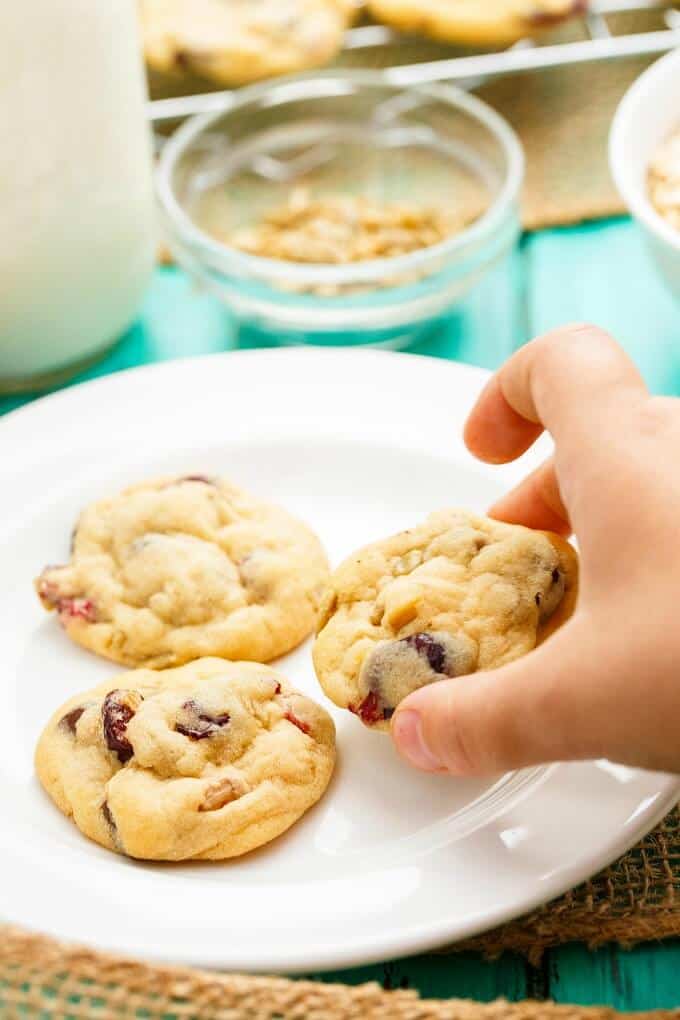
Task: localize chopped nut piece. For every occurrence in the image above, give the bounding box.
[200,774,249,811]
[228,189,477,264]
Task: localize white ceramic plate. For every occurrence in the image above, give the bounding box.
[1,348,678,974]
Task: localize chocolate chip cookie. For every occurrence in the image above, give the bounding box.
[35,658,336,860]
[35,475,329,668]
[312,509,578,730]
[140,0,355,86]
[367,0,586,47]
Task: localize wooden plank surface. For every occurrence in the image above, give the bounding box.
[2,219,680,1010]
[525,218,680,395]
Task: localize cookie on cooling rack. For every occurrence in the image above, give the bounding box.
[140,0,356,86]
[367,0,587,47]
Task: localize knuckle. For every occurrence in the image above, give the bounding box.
[536,323,609,371]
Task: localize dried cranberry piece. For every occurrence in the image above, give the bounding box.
[175,700,230,741]
[101,800,124,852]
[403,632,446,674]
[36,571,97,623]
[350,691,385,726]
[528,0,586,26]
[102,690,142,764]
[102,800,116,832]
[178,475,215,485]
[58,597,97,623]
[60,707,85,735]
[284,709,311,736]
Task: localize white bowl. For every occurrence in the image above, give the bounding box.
[609,47,680,299]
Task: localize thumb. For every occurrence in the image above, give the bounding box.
[391,618,608,776]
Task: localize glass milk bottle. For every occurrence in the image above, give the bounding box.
[0,1,156,392]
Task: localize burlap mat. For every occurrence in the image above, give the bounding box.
[2,925,680,1019]
[475,9,667,229]
[477,55,636,230]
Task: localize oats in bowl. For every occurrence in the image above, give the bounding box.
[228,188,479,265]
[648,127,680,232]
[158,73,524,345]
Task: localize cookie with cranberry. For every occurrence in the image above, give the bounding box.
[35,475,329,668]
[35,658,335,860]
[140,0,355,86]
[312,509,578,730]
[367,0,586,47]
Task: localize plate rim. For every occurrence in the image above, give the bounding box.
[2,346,678,973]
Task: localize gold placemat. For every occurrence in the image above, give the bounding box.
[2,925,680,1019]
[477,57,638,230]
[474,10,665,229]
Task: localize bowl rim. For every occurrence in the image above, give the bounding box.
[157,69,525,286]
[609,46,680,254]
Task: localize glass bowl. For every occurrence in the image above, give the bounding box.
[157,71,524,348]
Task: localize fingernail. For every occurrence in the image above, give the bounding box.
[392,709,444,772]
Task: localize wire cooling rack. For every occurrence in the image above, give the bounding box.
[148,1,680,122]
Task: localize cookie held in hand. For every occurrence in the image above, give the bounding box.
[35,474,329,668]
[35,658,336,861]
[312,509,578,730]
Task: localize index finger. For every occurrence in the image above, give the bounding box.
[463,323,647,465]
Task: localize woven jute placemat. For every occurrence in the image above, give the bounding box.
[2,925,680,1019]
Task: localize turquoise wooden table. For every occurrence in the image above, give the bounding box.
[3,216,680,1011]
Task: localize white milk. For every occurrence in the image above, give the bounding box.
[0,1,156,389]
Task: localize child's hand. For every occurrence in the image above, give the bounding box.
[392,324,680,776]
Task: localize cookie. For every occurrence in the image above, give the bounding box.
[140,0,355,86]
[367,0,587,47]
[35,475,329,668]
[312,509,578,730]
[35,658,336,860]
